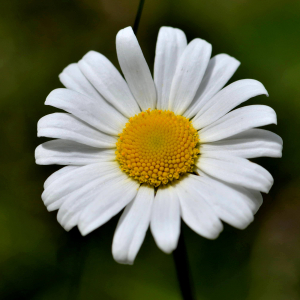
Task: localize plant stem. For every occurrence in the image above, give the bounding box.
[133,0,145,34]
[132,2,193,297]
[65,231,90,300]
[173,231,196,300]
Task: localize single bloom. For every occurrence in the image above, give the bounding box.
[35,26,282,264]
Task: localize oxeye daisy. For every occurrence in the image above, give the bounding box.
[35,26,282,265]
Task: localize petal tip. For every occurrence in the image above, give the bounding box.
[116,26,135,42]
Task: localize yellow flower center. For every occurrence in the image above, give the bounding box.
[116,109,200,187]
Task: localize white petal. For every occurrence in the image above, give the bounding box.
[199,105,277,143]
[78,51,141,118]
[59,63,103,100]
[38,113,117,148]
[42,162,120,208]
[185,174,254,229]
[45,88,127,136]
[197,169,263,215]
[168,38,212,115]
[200,128,283,158]
[112,185,154,264]
[78,177,140,236]
[244,188,263,214]
[150,185,181,253]
[116,27,156,110]
[197,153,274,193]
[154,27,187,110]
[184,54,240,118]
[193,79,268,129]
[35,139,115,165]
[175,177,223,239]
[57,170,128,231]
[193,79,269,130]
[196,168,263,213]
[44,166,80,190]
[46,202,62,212]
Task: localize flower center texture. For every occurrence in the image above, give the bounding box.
[116,109,200,187]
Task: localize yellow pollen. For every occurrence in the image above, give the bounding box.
[116,109,200,187]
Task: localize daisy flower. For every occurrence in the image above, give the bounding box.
[35,26,282,264]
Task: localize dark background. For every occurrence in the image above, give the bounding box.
[1,0,299,299]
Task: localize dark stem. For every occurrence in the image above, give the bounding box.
[133,0,145,34]
[64,231,90,300]
[173,231,196,300]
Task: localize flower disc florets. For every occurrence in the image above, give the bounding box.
[116,109,200,187]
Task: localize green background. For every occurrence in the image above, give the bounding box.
[1,0,299,299]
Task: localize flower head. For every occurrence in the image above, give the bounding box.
[116,109,200,186]
[36,26,282,264]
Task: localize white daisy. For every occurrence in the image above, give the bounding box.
[35,26,282,264]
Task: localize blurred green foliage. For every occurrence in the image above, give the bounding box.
[0,0,299,299]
